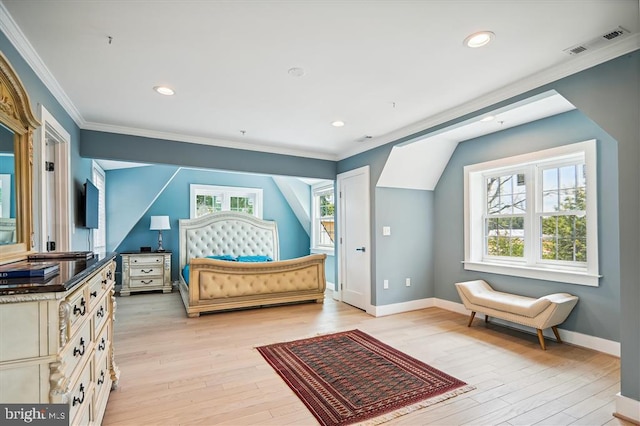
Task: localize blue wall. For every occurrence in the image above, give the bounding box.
[433,110,620,340]
[108,166,311,281]
[81,130,336,180]
[374,187,434,305]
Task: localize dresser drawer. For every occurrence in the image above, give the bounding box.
[94,321,110,361]
[129,255,164,265]
[62,319,92,380]
[88,272,108,309]
[69,359,93,425]
[92,294,110,336]
[93,347,111,399]
[71,399,91,426]
[130,265,163,278]
[67,287,88,336]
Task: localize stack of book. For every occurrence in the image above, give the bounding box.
[28,251,94,260]
[0,261,60,280]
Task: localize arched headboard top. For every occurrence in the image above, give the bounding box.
[179,211,279,268]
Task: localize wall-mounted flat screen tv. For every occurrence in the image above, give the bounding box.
[82,179,99,229]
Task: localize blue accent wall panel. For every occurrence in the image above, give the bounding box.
[111,166,310,280]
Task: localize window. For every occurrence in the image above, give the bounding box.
[464,140,598,286]
[312,183,334,252]
[190,184,263,218]
[92,161,106,252]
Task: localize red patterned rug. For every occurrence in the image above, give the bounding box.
[256,329,475,425]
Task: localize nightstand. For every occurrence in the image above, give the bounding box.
[120,251,172,296]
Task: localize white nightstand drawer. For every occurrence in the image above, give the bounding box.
[130,265,163,277]
[129,255,164,265]
[130,278,161,288]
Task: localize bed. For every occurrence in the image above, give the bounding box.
[178,211,327,317]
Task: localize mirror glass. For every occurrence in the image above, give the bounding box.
[0,124,16,245]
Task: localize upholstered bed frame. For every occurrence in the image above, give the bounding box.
[178,211,326,317]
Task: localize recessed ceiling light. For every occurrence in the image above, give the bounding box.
[463,31,495,48]
[153,86,175,96]
[480,115,496,122]
[288,67,305,77]
[331,121,345,127]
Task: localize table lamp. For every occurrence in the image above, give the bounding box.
[150,215,170,252]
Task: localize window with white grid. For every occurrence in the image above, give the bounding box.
[464,140,599,286]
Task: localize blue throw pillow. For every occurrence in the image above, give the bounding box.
[206,255,237,261]
[182,264,190,285]
[236,255,273,262]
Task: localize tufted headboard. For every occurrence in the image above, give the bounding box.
[178,211,280,268]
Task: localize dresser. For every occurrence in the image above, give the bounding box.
[120,251,172,296]
[0,253,119,426]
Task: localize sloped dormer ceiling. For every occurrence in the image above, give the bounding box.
[376,91,576,190]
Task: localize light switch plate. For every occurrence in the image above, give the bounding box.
[382,226,391,236]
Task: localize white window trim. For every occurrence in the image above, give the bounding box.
[463,139,599,286]
[189,184,263,219]
[311,182,335,254]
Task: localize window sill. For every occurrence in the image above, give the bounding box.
[462,261,600,287]
[311,247,335,256]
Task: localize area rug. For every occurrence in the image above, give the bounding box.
[256,329,475,425]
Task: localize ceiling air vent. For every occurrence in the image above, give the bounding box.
[563,26,631,56]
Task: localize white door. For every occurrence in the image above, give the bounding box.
[338,166,371,311]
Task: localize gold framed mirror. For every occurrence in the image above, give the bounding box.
[0,51,40,263]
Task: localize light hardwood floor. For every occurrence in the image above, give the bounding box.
[102,290,631,426]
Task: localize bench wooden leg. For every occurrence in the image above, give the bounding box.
[536,329,546,350]
[467,311,476,327]
[552,326,562,343]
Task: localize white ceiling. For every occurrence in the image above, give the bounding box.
[1,1,638,161]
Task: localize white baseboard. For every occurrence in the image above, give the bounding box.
[372,298,435,317]
[325,281,335,292]
[615,393,640,424]
[372,297,620,356]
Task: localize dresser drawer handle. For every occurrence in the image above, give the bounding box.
[97,306,105,318]
[73,338,85,357]
[102,279,108,285]
[97,370,105,386]
[107,270,113,280]
[141,280,153,284]
[140,269,153,273]
[98,337,106,351]
[72,383,85,406]
[73,298,86,316]
[90,290,97,298]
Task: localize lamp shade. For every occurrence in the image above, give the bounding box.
[150,215,171,230]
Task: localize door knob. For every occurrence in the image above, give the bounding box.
[356,247,366,252]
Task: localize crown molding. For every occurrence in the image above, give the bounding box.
[82,121,338,161]
[0,2,85,127]
[338,34,640,161]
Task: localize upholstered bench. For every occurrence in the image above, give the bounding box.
[455,280,579,350]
